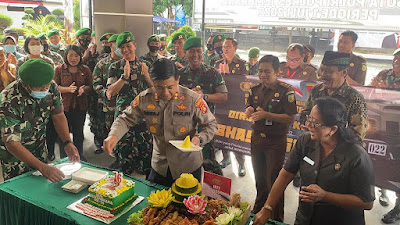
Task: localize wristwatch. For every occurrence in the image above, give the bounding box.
[63,140,72,146]
[194,135,203,145]
[203,94,208,101]
[120,75,129,82]
[263,203,273,212]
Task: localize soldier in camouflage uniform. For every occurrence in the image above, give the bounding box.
[203,35,217,67]
[47,28,66,58]
[300,51,368,140]
[106,32,153,176]
[209,34,226,67]
[248,47,260,75]
[92,34,121,154]
[37,33,64,66]
[169,32,188,69]
[158,34,170,57]
[0,59,79,182]
[97,32,114,61]
[178,36,228,175]
[140,34,163,65]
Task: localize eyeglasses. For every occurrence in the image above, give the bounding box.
[305,115,324,128]
[286,56,302,63]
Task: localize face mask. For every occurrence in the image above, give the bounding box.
[42,44,49,52]
[79,38,91,48]
[149,46,159,53]
[159,45,166,51]
[170,49,176,55]
[207,44,214,51]
[50,43,60,48]
[215,46,223,55]
[4,45,16,54]
[103,46,111,53]
[30,89,49,99]
[115,48,123,57]
[29,45,42,55]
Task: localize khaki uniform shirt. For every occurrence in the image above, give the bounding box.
[278,62,318,81]
[301,81,368,140]
[215,56,248,75]
[109,86,217,179]
[348,53,367,85]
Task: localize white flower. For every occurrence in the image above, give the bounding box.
[227,207,242,217]
[215,213,235,225]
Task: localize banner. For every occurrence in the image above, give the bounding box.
[215,74,400,190]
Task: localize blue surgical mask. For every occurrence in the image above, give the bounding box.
[4,45,16,54]
[115,48,123,57]
[50,43,60,48]
[30,89,50,99]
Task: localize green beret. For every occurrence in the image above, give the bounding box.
[19,59,54,87]
[212,34,226,45]
[116,31,134,48]
[91,31,96,37]
[167,41,173,50]
[171,32,186,43]
[100,32,114,41]
[248,47,260,59]
[47,28,60,37]
[183,36,203,50]
[108,34,119,43]
[321,51,350,66]
[36,33,47,40]
[75,27,91,37]
[159,34,167,42]
[147,34,160,44]
[393,48,400,56]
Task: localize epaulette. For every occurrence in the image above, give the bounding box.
[237,58,247,63]
[278,81,292,89]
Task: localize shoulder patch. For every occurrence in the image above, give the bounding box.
[195,98,208,114]
[131,95,140,107]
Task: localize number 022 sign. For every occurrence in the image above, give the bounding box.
[368,142,387,157]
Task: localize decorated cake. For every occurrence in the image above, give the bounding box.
[171,173,202,203]
[77,172,137,218]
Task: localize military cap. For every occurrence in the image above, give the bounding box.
[19,59,54,87]
[171,32,186,43]
[100,32,114,41]
[108,34,119,43]
[393,48,400,56]
[304,44,315,55]
[183,36,203,50]
[212,34,226,45]
[147,34,160,44]
[91,31,96,37]
[47,28,60,37]
[159,34,167,42]
[75,27,91,37]
[321,51,350,66]
[248,47,260,59]
[36,33,47,40]
[116,31,134,48]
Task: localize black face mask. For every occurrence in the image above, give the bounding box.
[149,46,160,53]
[207,44,214,51]
[303,55,309,63]
[42,44,49,52]
[159,45,166,51]
[215,46,223,55]
[170,49,176,55]
[79,38,91,48]
[103,46,111,53]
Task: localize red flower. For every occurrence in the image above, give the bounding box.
[183,195,207,214]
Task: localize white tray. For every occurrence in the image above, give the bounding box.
[169,140,202,152]
[72,168,108,184]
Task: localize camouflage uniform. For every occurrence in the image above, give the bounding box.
[203,51,218,67]
[50,44,66,58]
[300,81,368,140]
[249,61,259,75]
[140,53,163,65]
[16,55,54,74]
[210,54,223,67]
[348,53,367,85]
[0,80,63,180]
[370,69,400,90]
[107,57,153,175]
[169,55,189,67]
[178,63,228,175]
[43,51,64,66]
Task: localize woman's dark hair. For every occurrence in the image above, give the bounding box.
[150,58,178,81]
[259,55,280,72]
[24,35,41,54]
[315,97,359,143]
[64,45,82,66]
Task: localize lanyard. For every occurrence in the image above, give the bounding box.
[287,68,298,79]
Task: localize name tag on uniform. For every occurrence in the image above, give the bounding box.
[303,156,314,166]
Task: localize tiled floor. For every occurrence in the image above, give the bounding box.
[1,120,399,225]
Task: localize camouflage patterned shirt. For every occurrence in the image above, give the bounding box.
[169,54,189,67]
[248,61,259,75]
[50,44,66,58]
[107,57,150,114]
[43,51,64,66]
[16,54,54,75]
[139,52,163,65]
[0,80,63,179]
[203,51,218,67]
[93,55,119,109]
[178,63,228,114]
[301,81,368,140]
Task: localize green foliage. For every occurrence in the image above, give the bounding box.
[8,27,26,36]
[46,14,57,22]
[24,8,35,15]
[21,15,63,36]
[52,8,64,16]
[152,0,193,17]
[73,0,81,30]
[22,14,33,20]
[167,25,196,44]
[0,14,13,33]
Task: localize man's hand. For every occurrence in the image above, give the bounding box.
[140,62,149,75]
[245,106,255,119]
[175,62,184,68]
[106,89,113,100]
[64,142,80,163]
[253,207,272,225]
[191,136,200,146]
[39,164,65,183]
[103,135,118,155]
[7,53,17,65]
[300,184,327,203]
[90,43,97,56]
[251,107,268,121]
[3,58,9,72]
[124,60,131,79]
[68,82,77,93]
[82,48,91,61]
[78,85,86,96]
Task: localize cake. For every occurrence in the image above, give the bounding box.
[79,172,137,217]
[171,173,202,203]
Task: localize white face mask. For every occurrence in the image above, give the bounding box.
[29,45,42,55]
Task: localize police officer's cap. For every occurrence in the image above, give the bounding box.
[116,31,135,48]
[212,34,226,45]
[171,32,186,43]
[183,36,203,50]
[100,32,114,41]
[19,59,54,87]
[321,51,350,66]
[248,47,260,59]
[75,28,91,37]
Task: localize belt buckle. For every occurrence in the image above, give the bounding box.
[260,133,266,138]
